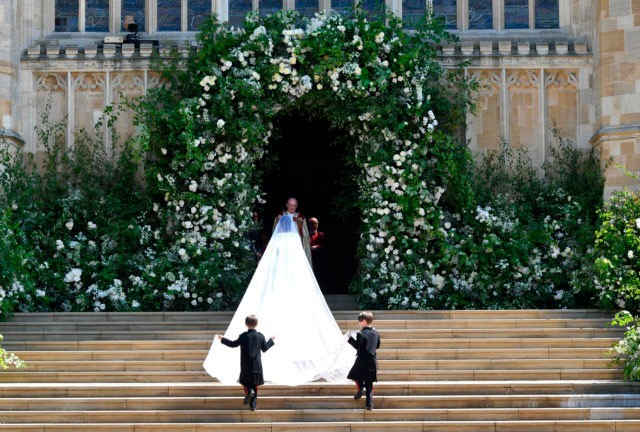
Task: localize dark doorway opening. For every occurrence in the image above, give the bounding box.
[258,111,359,294]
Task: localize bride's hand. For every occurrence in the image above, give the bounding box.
[270,336,276,341]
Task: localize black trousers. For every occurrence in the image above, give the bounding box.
[355,380,374,408]
[243,385,258,409]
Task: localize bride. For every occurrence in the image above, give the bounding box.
[203,198,354,385]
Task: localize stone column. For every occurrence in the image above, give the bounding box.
[0,0,24,152]
[592,0,640,197]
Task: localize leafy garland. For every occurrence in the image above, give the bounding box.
[138,10,474,307]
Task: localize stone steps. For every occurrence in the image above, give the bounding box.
[9,347,610,361]
[0,420,639,432]
[6,358,614,372]
[1,337,620,351]
[0,328,622,341]
[1,394,640,410]
[2,407,640,422]
[0,310,635,431]
[0,318,615,330]
[8,309,614,319]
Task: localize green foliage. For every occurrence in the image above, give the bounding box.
[136,10,476,311]
[0,9,613,318]
[608,311,640,381]
[594,189,640,313]
[409,137,605,310]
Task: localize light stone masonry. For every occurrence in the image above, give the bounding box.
[0,0,639,199]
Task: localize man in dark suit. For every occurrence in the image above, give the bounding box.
[346,311,380,410]
[216,315,275,411]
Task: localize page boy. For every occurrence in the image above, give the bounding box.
[215,314,275,411]
[346,311,380,410]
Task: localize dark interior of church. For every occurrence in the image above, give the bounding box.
[259,112,359,294]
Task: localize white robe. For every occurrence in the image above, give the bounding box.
[203,215,354,385]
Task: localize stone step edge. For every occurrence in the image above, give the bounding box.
[0,419,639,432]
[0,421,631,432]
[1,393,638,404]
[0,380,635,390]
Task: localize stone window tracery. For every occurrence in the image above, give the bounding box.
[53,0,559,33]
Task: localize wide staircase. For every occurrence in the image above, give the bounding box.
[0,305,639,431]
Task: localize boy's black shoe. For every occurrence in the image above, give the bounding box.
[243,389,255,406]
[250,394,257,411]
[354,389,364,400]
[366,404,373,411]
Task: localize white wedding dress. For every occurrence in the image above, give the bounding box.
[203,214,354,385]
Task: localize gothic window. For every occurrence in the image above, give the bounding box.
[331,0,354,16]
[86,0,109,31]
[468,0,492,30]
[259,0,282,17]
[431,0,457,29]
[505,0,528,29]
[229,0,253,26]
[360,0,385,19]
[402,0,425,29]
[55,0,79,32]
[295,0,319,18]
[122,0,146,31]
[158,0,182,31]
[535,0,559,29]
[188,0,212,30]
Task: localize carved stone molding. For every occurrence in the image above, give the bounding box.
[35,73,67,92]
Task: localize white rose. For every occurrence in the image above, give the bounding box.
[65,220,74,231]
[188,180,198,192]
[217,119,225,129]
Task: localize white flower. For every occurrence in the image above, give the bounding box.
[65,220,74,231]
[444,222,451,230]
[337,25,346,32]
[161,148,167,155]
[188,180,198,192]
[35,289,46,297]
[87,221,97,230]
[191,299,197,306]
[207,297,213,304]
[56,240,65,250]
[628,250,634,259]
[217,119,225,129]
[636,218,640,229]
[64,268,82,283]
[178,248,187,257]
[131,300,140,308]
[375,32,385,43]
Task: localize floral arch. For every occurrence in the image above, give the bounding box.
[139,10,474,310]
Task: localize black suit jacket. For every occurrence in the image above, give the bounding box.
[347,326,380,382]
[221,328,274,387]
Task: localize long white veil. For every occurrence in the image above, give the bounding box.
[203,215,354,385]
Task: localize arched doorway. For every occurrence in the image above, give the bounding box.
[259,110,359,294]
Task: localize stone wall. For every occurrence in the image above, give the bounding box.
[592,0,640,197]
[2,0,640,198]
